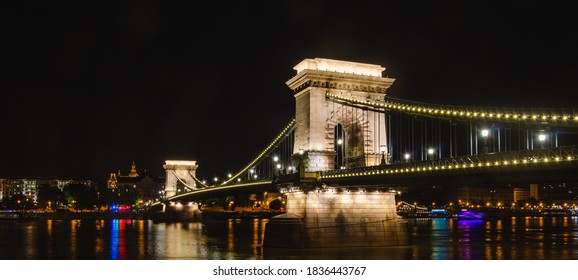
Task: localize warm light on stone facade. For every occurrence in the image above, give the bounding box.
[164,160,198,197]
[287,58,395,171]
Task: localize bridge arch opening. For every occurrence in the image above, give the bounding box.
[334,123,346,169]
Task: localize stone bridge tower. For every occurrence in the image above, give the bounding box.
[163,160,198,197]
[286,58,395,171]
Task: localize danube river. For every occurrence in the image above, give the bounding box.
[1,217,577,260]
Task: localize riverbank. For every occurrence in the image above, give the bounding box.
[0,210,284,221]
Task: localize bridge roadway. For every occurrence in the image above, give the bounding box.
[155,145,578,204]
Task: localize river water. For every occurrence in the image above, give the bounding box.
[1,216,577,260]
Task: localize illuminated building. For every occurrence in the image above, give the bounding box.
[0,177,96,205]
[107,161,165,205]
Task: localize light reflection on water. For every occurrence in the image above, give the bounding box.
[0,216,577,260]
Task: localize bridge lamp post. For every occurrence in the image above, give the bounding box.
[213,177,218,186]
[404,153,411,162]
[481,129,490,154]
[427,148,435,160]
[538,133,547,148]
[378,145,387,165]
[249,168,255,181]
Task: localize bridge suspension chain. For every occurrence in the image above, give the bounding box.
[326,92,578,127]
[220,118,296,185]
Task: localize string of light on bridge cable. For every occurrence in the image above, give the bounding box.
[326,93,578,127]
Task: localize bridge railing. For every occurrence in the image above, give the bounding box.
[321,145,577,179]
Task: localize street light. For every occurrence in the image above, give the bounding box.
[538,133,547,148]
[481,129,489,137]
[380,145,387,165]
[273,156,279,162]
[481,129,490,154]
[427,148,434,160]
[404,153,411,162]
[249,168,255,181]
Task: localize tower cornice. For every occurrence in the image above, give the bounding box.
[286,69,395,94]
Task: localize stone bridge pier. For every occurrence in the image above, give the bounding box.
[264,186,408,248]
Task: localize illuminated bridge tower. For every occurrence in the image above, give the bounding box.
[286,58,395,171]
[163,160,198,197]
[265,58,407,248]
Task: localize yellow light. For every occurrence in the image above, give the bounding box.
[555,157,560,161]
[563,116,569,120]
[513,160,518,164]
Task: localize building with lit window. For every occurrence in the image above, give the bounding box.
[0,177,97,206]
[106,162,165,206]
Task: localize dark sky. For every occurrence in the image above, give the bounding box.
[1,1,577,186]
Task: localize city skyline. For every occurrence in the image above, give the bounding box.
[2,1,578,186]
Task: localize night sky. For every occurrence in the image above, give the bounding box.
[1,1,577,186]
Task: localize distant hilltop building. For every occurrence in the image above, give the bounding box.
[107,161,165,205]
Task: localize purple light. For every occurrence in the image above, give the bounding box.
[457,211,485,219]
